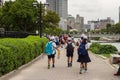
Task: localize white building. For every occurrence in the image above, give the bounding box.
[59,18,67,30]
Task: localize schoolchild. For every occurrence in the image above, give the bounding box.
[77,35,91,74]
[45,36,57,69]
[65,37,75,67]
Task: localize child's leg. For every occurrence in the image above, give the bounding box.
[48,58,51,69]
[67,57,70,67]
[79,62,84,74]
[84,63,87,70]
[52,55,55,67]
[70,56,73,67]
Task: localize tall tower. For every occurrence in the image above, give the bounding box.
[46,0,56,12]
[46,0,68,19]
[119,6,120,22]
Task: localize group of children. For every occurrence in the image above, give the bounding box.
[45,34,91,74]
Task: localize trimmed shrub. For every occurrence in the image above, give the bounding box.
[0,36,48,76]
[96,45,118,54]
[90,42,101,54]
[90,42,118,54]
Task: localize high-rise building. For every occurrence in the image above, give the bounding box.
[0,0,3,7]
[67,15,75,30]
[75,14,84,33]
[46,0,68,19]
[119,6,120,22]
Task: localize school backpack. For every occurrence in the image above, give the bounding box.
[45,41,53,55]
[78,43,87,55]
[66,43,74,53]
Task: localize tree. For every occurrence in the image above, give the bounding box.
[0,0,38,32]
[43,10,60,27]
[0,0,62,35]
[42,10,61,35]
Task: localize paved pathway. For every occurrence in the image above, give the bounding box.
[1,47,120,80]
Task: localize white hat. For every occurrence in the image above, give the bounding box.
[68,37,72,40]
[83,35,88,39]
[81,33,86,37]
[50,36,55,40]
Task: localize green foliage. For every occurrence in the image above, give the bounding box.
[0,45,14,76]
[0,36,48,76]
[43,10,60,25]
[0,0,38,32]
[90,43,118,55]
[43,26,63,36]
[96,45,118,54]
[90,43,101,54]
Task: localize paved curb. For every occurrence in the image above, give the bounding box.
[89,51,118,69]
[0,53,45,80]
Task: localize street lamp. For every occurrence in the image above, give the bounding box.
[33,1,49,38]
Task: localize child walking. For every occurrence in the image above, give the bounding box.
[45,36,58,69]
[77,35,91,74]
[66,37,75,67]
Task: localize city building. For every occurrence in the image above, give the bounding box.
[67,15,75,31]
[46,0,68,19]
[0,0,3,7]
[87,17,115,31]
[119,6,120,22]
[67,14,84,33]
[59,18,67,30]
[75,14,84,33]
[84,24,91,32]
[46,0,68,30]
[88,20,100,30]
[99,17,114,29]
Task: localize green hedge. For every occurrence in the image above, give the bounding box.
[0,36,48,76]
[90,42,118,55]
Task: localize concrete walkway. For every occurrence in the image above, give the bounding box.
[1,47,120,80]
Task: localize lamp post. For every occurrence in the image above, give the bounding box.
[33,1,49,38]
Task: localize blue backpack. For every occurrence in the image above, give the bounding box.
[78,43,87,55]
[45,41,53,55]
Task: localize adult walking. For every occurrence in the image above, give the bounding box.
[77,35,91,74]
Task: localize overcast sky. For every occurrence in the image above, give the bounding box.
[5,0,120,23]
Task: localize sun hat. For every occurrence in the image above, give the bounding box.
[83,35,88,39]
[67,37,72,41]
[50,36,55,40]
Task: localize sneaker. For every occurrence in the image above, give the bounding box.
[48,65,50,69]
[79,71,82,74]
[68,63,70,67]
[79,68,83,74]
[70,63,72,67]
[84,70,88,73]
[52,64,55,68]
[84,69,88,73]
[114,73,120,76]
